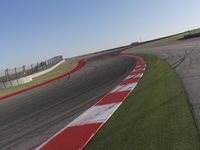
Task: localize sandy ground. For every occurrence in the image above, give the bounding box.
[126,37,200,128]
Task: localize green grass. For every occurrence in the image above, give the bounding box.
[85,54,200,150]
[0,61,77,96]
[137,28,200,48]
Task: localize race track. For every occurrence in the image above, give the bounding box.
[128,37,200,128]
[0,53,136,149]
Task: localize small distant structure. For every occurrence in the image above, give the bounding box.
[182,32,200,40]
[131,41,140,46]
[47,56,63,67]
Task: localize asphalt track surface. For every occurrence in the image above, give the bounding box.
[128,37,200,128]
[0,54,136,150]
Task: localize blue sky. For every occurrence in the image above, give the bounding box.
[0,0,200,69]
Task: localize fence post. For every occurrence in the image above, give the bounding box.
[15,67,19,85]
[31,64,33,74]
[5,69,12,87]
[37,62,39,72]
[23,65,26,77]
[2,81,6,89]
[0,71,6,89]
[45,60,48,69]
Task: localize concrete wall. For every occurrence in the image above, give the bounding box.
[30,60,65,79]
[0,60,65,89]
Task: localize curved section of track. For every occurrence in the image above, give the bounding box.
[128,37,200,127]
[0,54,136,150]
[0,60,86,100]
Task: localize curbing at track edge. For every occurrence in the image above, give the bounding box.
[36,55,146,150]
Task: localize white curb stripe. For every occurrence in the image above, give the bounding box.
[36,55,146,150]
[111,82,137,93]
[69,103,121,127]
[125,73,143,80]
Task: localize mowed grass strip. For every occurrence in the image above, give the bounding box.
[0,61,77,96]
[85,54,200,150]
[136,28,200,48]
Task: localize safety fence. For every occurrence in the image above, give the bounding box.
[0,56,63,89]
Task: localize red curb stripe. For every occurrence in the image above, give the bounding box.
[120,77,140,85]
[39,123,103,150]
[135,65,145,69]
[129,70,145,75]
[133,67,145,71]
[0,60,86,101]
[96,91,130,105]
[36,55,146,150]
[136,57,145,65]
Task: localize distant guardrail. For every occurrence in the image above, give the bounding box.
[0,56,63,89]
[181,32,200,40]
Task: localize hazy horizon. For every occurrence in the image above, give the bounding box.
[0,0,200,69]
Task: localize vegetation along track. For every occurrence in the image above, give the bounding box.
[0,53,136,150]
[127,37,200,129]
[86,54,200,150]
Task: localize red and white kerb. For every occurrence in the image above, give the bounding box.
[36,55,146,150]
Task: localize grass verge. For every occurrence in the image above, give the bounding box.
[85,54,200,150]
[136,28,200,48]
[0,61,77,96]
